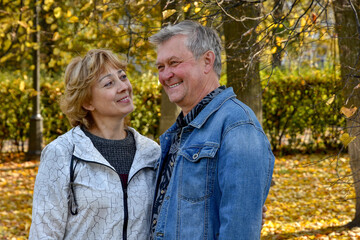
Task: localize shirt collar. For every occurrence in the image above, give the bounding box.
[176,85,226,128]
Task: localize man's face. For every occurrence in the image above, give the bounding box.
[155,35,211,115]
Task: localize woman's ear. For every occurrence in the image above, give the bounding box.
[82,102,95,111]
[203,50,215,74]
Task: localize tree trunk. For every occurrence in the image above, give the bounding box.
[272,0,285,68]
[333,0,360,228]
[27,0,43,160]
[158,0,182,135]
[223,2,262,124]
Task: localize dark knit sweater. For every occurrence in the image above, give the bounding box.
[82,128,136,188]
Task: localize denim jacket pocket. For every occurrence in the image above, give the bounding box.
[178,142,219,202]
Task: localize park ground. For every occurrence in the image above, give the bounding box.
[0,152,360,239]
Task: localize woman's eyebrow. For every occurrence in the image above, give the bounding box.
[98,69,123,82]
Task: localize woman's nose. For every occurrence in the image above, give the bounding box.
[116,79,128,92]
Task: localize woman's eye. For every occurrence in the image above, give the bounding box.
[120,74,127,80]
[104,80,114,87]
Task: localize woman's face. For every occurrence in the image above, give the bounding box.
[83,67,134,123]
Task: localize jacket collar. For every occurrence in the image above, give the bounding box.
[69,126,159,180]
[189,87,236,129]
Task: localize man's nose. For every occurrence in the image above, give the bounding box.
[160,67,174,82]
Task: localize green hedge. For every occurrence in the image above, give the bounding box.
[0,71,161,152]
[262,67,345,153]
[0,68,345,153]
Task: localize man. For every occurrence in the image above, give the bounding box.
[150,20,274,239]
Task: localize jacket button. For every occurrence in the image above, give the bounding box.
[192,153,199,159]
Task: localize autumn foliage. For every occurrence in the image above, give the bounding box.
[0,153,359,239]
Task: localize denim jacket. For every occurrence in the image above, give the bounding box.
[152,87,275,240]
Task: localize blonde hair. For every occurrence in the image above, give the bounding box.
[60,49,126,128]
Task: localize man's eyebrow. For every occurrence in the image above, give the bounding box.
[155,57,179,67]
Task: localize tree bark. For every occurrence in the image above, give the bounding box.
[158,0,182,135]
[272,0,285,68]
[333,0,360,228]
[27,0,43,160]
[223,2,262,124]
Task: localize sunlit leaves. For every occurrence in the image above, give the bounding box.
[326,94,335,105]
[262,154,359,239]
[183,3,191,13]
[162,9,176,20]
[53,7,61,18]
[52,32,60,41]
[0,153,38,239]
[340,106,357,118]
[340,133,356,147]
[2,153,359,238]
[68,16,79,23]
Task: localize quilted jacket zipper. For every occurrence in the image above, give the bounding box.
[71,157,152,240]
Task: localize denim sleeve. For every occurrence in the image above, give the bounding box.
[29,144,69,239]
[217,123,274,239]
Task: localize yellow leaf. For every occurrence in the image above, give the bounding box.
[340,133,356,147]
[46,16,54,24]
[301,17,306,28]
[271,46,277,54]
[3,39,11,51]
[17,20,28,28]
[66,10,72,18]
[44,0,54,5]
[183,3,191,13]
[53,48,60,55]
[54,7,61,18]
[48,58,56,68]
[162,9,176,20]
[68,16,79,23]
[50,23,57,31]
[19,81,25,91]
[326,94,335,105]
[102,10,113,19]
[52,32,60,41]
[195,7,201,13]
[0,53,13,63]
[340,106,357,118]
[80,2,92,12]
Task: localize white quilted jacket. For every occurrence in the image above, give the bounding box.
[29,126,160,240]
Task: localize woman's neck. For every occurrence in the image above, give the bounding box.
[87,118,127,140]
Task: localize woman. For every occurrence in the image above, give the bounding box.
[29,49,160,240]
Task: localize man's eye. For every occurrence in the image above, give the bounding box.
[157,65,164,71]
[170,61,179,66]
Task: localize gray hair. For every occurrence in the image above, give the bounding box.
[149,20,222,78]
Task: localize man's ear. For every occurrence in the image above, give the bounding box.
[82,101,95,111]
[203,50,215,74]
